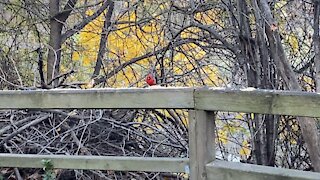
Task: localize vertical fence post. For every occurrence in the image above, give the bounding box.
[188,110,216,180]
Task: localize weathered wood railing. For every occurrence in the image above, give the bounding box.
[0,87,319,180]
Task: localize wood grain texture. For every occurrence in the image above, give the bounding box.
[195,88,320,117]
[2,87,320,117]
[206,160,319,180]
[0,87,194,109]
[1,88,320,178]
[189,110,215,180]
[0,154,189,172]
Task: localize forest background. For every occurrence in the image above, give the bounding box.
[0,0,320,179]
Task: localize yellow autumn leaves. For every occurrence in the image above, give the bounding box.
[71,7,222,87]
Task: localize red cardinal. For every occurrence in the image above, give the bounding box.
[146,73,157,86]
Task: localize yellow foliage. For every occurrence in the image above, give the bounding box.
[290,139,297,145]
[180,112,189,127]
[275,0,287,9]
[132,116,143,127]
[155,124,163,130]
[72,51,80,61]
[279,130,286,140]
[144,127,154,134]
[106,13,166,86]
[72,9,102,68]
[72,6,223,87]
[287,34,299,53]
[250,113,255,120]
[178,26,224,86]
[217,129,228,144]
[202,65,221,85]
[239,140,251,157]
[159,4,166,10]
[291,124,299,132]
[302,75,314,91]
[235,113,245,120]
[180,27,201,39]
[108,13,164,59]
[194,9,223,26]
[73,10,163,85]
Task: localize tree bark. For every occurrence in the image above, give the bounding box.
[314,1,320,92]
[259,0,320,172]
[92,1,114,79]
[48,0,77,86]
[252,0,278,167]
[48,0,62,85]
[237,8,267,162]
[238,0,279,166]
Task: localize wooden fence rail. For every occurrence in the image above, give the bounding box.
[0,87,319,179]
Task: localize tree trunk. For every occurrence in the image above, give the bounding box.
[48,0,77,87]
[237,0,279,166]
[314,1,320,92]
[252,0,278,167]
[92,1,114,79]
[48,0,62,86]
[259,0,320,172]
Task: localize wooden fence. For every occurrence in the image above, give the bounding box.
[0,87,319,180]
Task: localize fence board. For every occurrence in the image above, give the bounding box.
[0,154,189,172]
[195,88,320,117]
[206,160,319,180]
[1,88,320,179]
[0,87,194,109]
[188,110,215,180]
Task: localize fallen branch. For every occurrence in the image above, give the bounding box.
[0,115,50,146]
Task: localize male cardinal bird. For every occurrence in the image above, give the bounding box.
[146,73,157,86]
